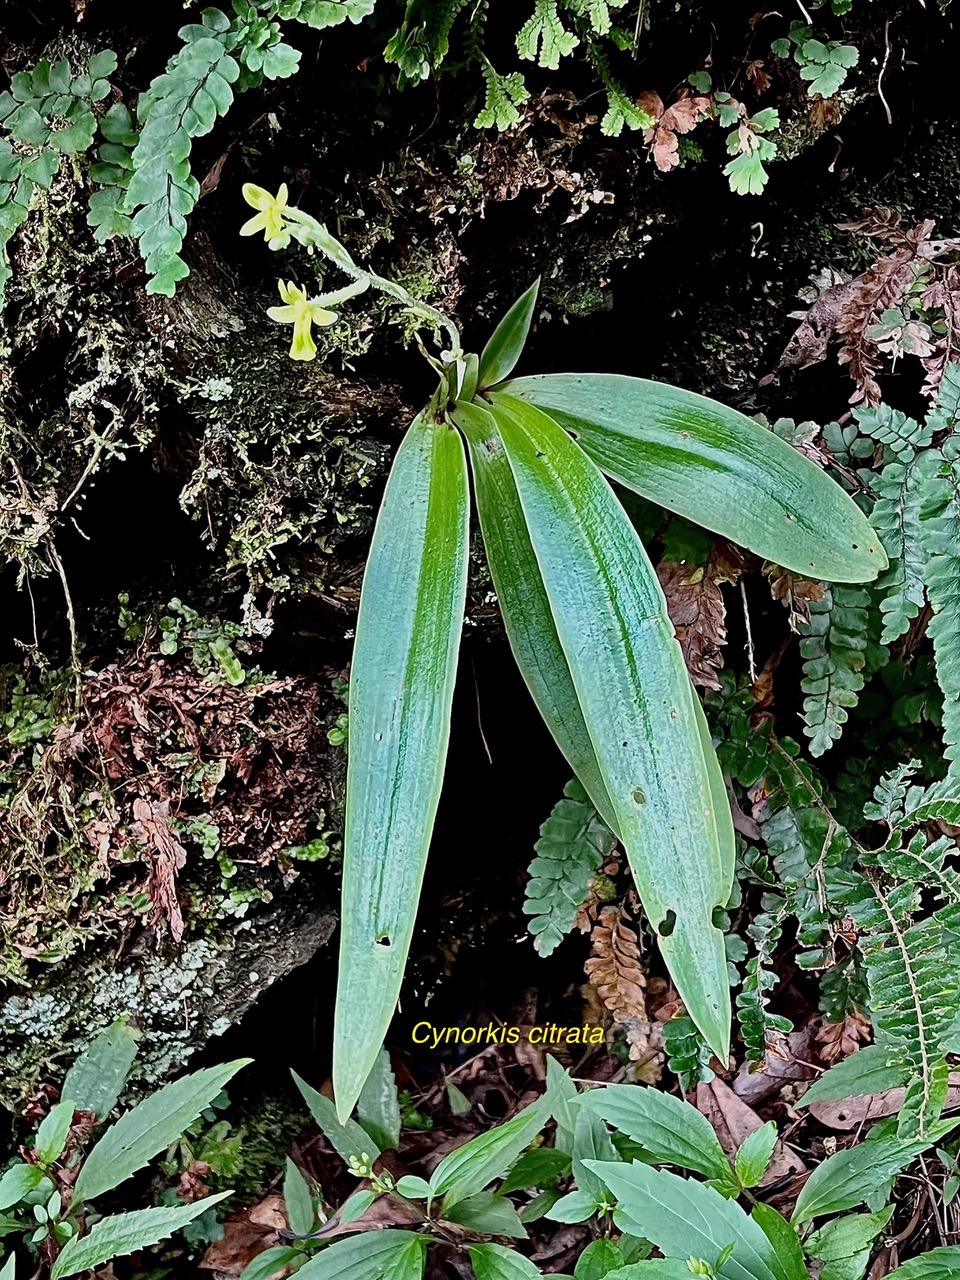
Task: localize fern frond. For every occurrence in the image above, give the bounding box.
[562,0,628,37]
[384,0,470,84]
[919,437,960,783]
[524,779,614,956]
[871,452,934,644]
[736,954,791,1064]
[854,405,933,644]
[927,361,960,434]
[474,56,530,128]
[855,403,933,456]
[0,51,116,299]
[661,1014,714,1090]
[125,14,240,295]
[863,760,921,825]
[798,584,870,756]
[845,878,959,1137]
[517,0,578,69]
[279,0,377,27]
[880,833,960,932]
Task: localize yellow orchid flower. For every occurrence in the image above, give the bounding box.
[241,183,292,249]
[266,279,339,361]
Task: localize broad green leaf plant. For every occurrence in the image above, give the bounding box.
[237,1056,959,1280]
[239,183,886,1119]
[0,1021,248,1279]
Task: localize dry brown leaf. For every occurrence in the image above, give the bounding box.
[638,91,711,172]
[732,1024,820,1106]
[695,1078,807,1184]
[584,906,647,1022]
[177,1159,212,1203]
[816,1010,872,1064]
[745,60,771,94]
[574,848,621,933]
[658,559,728,690]
[763,563,825,631]
[247,1196,287,1231]
[809,96,842,129]
[867,1245,900,1278]
[132,796,187,942]
[808,1075,960,1130]
[776,209,960,404]
[583,906,663,1076]
[201,1197,284,1275]
[317,1192,422,1238]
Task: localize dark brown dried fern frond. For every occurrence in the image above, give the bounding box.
[776,209,960,405]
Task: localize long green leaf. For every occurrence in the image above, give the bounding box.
[74,1060,249,1203]
[430,1096,550,1207]
[357,1048,402,1151]
[0,1165,43,1211]
[51,1193,231,1279]
[478,279,539,390]
[694,691,735,893]
[294,1231,425,1280]
[444,1191,526,1237]
[887,1247,960,1278]
[62,1020,140,1121]
[603,1267,708,1280]
[805,1208,893,1280]
[587,1161,781,1280]
[489,393,732,1058]
[790,1131,948,1224]
[291,1071,382,1164]
[580,1084,731,1183]
[749,1204,808,1280]
[334,415,469,1120]
[503,374,886,583]
[798,1043,906,1106]
[35,1100,75,1165]
[283,1157,315,1236]
[468,1243,543,1280]
[452,400,617,830]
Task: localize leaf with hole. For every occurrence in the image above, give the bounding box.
[489,393,732,1059]
[332,416,468,1120]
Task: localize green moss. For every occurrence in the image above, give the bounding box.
[177,330,393,594]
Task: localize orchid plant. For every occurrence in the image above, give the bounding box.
[239,182,885,1119]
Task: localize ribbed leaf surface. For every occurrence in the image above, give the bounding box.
[489,392,731,1059]
[504,373,885,583]
[452,399,616,827]
[333,415,469,1119]
[74,1060,248,1203]
[51,1194,230,1278]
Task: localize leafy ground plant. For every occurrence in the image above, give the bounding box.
[0,1021,248,1279]
[235,1056,960,1280]
[237,183,886,1117]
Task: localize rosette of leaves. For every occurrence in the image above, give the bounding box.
[321,272,884,1113]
